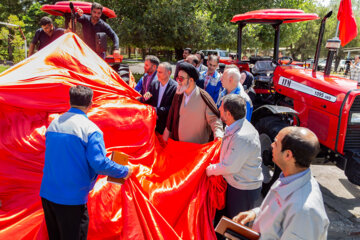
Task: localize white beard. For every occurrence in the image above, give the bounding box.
[176,83,188,94]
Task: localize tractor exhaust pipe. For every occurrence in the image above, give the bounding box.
[237,22,246,62]
[69,2,76,32]
[312,11,332,76]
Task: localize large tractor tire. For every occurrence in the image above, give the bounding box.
[255,115,289,197]
[112,64,130,84]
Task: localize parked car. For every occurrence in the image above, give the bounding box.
[317,59,335,71]
[201,49,230,65]
[337,59,347,72]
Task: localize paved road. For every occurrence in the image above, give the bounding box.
[311,163,360,239]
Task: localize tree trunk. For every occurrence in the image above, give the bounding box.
[141,48,146,60]
[175,48,183,61]
[8,35,13,62]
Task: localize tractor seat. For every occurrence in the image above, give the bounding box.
[252,60,275,83]
[252,60,275,75]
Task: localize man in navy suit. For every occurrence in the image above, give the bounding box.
[143,62,178,134]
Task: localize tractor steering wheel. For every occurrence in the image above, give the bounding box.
[271,59,280,68]
[279,56,293,66]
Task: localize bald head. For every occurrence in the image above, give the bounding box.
[221,68,241,92]
[280,127,320,168]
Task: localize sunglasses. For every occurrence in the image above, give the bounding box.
[176,76,188,82]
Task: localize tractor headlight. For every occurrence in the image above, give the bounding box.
[350,112,360,124]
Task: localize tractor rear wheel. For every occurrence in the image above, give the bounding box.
[255,115,289,197]
[112,64,130,84]
[118,64,130,84]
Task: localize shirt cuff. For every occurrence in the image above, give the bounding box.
[252,207,261,217]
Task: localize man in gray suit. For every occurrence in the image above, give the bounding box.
[206,94,263,218]
[144,62,177,134]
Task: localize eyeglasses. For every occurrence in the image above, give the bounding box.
[176,76,188,82]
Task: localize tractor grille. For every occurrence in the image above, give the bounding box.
[344,95,360,151]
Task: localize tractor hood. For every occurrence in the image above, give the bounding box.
[273,66,359,117]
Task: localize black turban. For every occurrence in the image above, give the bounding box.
[178,62,199,82]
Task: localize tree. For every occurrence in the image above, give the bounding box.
[0,14,26,63]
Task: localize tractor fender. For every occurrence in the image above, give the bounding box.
[251,105,300,125]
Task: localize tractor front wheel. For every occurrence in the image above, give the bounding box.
[255,115,289,197]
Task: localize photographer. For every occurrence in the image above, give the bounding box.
[350,55,360,82]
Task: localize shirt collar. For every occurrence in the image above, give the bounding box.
[225,118,244,135]
[228,85,241,95]
[275,169,311,200]
[206,70,218,78]
[69,107,88,117]
[160,80,169,88]
[184,86,196,98]
[279,168,310,185]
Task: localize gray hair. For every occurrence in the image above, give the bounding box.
[159,62,172,74]
[225,68,241,83]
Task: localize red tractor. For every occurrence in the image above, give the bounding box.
[41,1,135,87]
[228,9,360,194]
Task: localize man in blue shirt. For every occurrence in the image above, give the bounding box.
[197,55,222,103]
[29,17,65,56]
[217,68,253,121]
[40,85,132,240]
[76,2,119,58]
[135,55,160,95]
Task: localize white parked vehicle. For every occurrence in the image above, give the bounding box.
[201,49,230,64]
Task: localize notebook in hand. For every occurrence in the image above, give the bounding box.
[215,216,260,240]
[107,151,129,185]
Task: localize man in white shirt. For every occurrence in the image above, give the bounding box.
[233,126,329,240]
[143,62,177,134]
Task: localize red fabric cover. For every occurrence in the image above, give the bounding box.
[0,33,226,239]
[337,0,358,47]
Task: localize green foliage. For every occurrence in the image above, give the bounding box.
[291,0,360,60]
[132,73,142,83]
[0,14,26,63]
[22,2,47,35]
[0,0,359,63]
[0,65,9,73]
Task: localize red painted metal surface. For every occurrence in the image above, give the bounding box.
[231,9,319,24]
[219,59,250,72]
[41,1,116,18]
[273,66,360,153]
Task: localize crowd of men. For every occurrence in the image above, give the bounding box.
[135,49,329,239]
[34,2,330,239]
